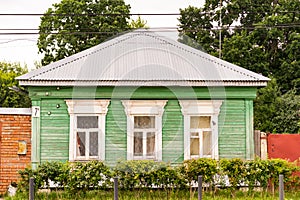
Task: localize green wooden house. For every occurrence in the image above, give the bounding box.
[17,30,269,168]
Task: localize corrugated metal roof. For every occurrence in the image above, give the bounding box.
[17,30,269,86]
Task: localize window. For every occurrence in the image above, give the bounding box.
[179,100,222,160]
[76,116,99,159]
[190,116,212,158]
[66,100,110,161]
[133,116,156,159]
[122,100,167,161]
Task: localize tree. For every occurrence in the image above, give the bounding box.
[178,0,300,133]
[0,62,31,108]
[130,16,148,29]
[38,0,131,66]
[178,0,300,93]
[254,79,300,133]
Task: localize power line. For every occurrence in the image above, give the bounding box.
[0,10,299,16]
[0,38,37,44]
[0,13,180,16]
[0,23,300,35]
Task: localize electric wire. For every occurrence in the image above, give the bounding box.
[0,10,299,16]
[0,23,300,35]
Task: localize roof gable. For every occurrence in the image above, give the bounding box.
[17,30,269,86]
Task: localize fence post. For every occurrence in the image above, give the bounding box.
[114,177,118,200]
[198,175,202,200]
[279,174,284,200]
[29,177,34,200]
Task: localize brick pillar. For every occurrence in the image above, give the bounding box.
[0,113,31,194]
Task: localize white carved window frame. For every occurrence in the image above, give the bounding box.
[122,100,167,161]
[179,100,223,160]
[65,99,110,161]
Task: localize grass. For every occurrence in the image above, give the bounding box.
[4,188,300,200]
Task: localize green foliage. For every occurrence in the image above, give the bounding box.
[66,161,112,192]
[129,16,148,29]
[254,78,300,133]
[114,160,186,189]
[179,0,300,94]
[17,167,42,193]
[179,0,300,132]
[17,160,112,194]
[16,158,298,197]
[178,6,218,56]
[267,159,297,187]
[0,62,31,108]
[38,0,131,66]
[219,158,245,190]
[37,161,70,188]
[244,158,271,191]
[180,158,218,186]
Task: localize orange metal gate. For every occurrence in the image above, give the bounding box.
[268,134,300,162]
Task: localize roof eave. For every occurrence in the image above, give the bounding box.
[19,80,269,87]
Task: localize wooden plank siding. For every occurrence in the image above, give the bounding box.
[30,86,256,165]
[40,99,69,162]
[105,100,127,165]
[218,100,246,158]
[28,86,257,100]
[162,100,184,164]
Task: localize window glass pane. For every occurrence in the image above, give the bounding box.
[77,116,98,129]
[77,132,85,156]
[203,131,212,156]
[147,132,155,156]
[134,116,155,129]
[190,138,199,156]
[89,132,98,156]
[191,132,199,137]
[134,132,143,156]
[190,116,211,129]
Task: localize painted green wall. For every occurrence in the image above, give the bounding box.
[162,100,184,164]
[218,100,246,158]
[28,86,257,100]
[105,100,127,165]
[29,86,256,166]
[40,99,69,162]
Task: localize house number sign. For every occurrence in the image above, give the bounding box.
[32,106,40,118]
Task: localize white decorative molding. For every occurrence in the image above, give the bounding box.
[122,100,167,116]
[65,99,110,115]
[179,100,223,160]
[121,100,167,161]
[65,99,110,161]
[179,100,223,116]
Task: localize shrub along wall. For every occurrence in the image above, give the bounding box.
[17,158,298,194]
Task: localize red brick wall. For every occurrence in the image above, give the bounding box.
[0,114,31,194]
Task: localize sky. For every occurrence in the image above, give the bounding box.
[0,0,204,70]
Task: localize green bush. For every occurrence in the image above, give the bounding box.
[219,158,246,190]
[37,161,70,188]
[244,158,270,191]
[17,160,111,194]
[114,160,186,189]
[180,158,218,187]
[66,160,112,192]
[267,159,297,192]
[18,166,41,193]
[16,158,299,195]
